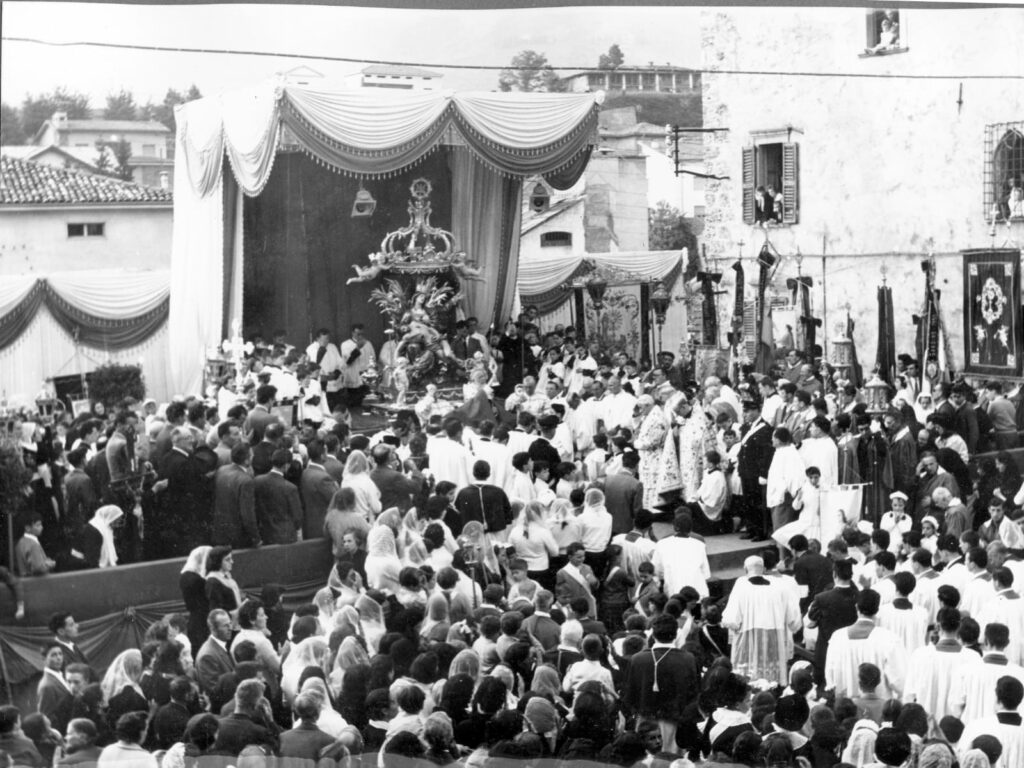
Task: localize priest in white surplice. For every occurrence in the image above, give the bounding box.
[903,607,980,730]
[957,675,1024,768]
[908,548,941,625]
[722,556,802,685]
[824,588,909,700]
[427,420,474,488]
[767,427,807,534]
[960,546,998,620]
[977,566,1024,665]
[651,511,711,599]
[798,417,838,488]
[950,622,1024,722]
[877,571,929,653]
[633,395,670,510]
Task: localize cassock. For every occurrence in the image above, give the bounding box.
[857,432,893,526]
[888,427,918,498]
[978,588,1024,665]
[903,640,979,728]
[721,575,801,684]
[824,618,908,699]
[958,712,1024,768]
[876,598,929,653]
[951,652,1024,721]
[837,433,862,484]
[799,436,838,488]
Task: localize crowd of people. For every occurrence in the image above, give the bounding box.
[4,318,1024,768]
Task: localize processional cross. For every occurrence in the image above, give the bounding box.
[222,319,254,390]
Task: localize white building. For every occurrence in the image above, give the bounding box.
[345,64,443,91]
[700,6,1024,368]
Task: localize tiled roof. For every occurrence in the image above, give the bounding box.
[62,119,171,134]
[0,156,172,205]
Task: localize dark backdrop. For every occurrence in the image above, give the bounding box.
[243,149,454,348]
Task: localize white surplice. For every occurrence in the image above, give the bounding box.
[798,436,838,488]
[959,713,1024,768]
[903,641,980,729]
[824,619,909,699]
[961,572,997,620]
[721,576,802,685]
[951,653,1024,722]
[651,534,710,598]
[427,437,473,488]
[977,589,1024,665]
[876,600,930,654]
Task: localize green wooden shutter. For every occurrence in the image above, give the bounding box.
[742,146,755,224]
[782,142,799,224]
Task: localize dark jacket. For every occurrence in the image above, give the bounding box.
[212,463,259,548]
[300,464,339,539]
[528,436,561,468]
[454,483,513,535]
[622,645,700,721]
[195,637,235,695]
[602,471,643,535]
[254,470,302,545]
[152,700,192,750]
[370,466,421,515]
[807,584,860,675]
[212,711,277,755]
[279,721,336,761]
[792,552,834,612]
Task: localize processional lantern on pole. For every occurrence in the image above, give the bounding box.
[586,275,609,344]
[650,282,672,354]
[863,372,890,415]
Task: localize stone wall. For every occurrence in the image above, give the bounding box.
[699,7,1024,369]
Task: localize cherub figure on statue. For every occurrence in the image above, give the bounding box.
[347,252,390,285]
[393,357,411,405]
[415,383,439,423]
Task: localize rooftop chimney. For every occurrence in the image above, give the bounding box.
[53,111,68,125]
[159,171,169,190]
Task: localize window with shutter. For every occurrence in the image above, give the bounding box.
[782,143,799,224]
[986,123,1024,222]
[742,147,755,225]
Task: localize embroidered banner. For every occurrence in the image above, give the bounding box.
[963,248,1022,377]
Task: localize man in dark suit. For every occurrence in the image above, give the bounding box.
[64,447,97,540]
[622,613,700,749]
[279,692,335,761]
[151,676,197,750]
[322,434,345,484]
[737,400,775,540]
[789,534,833,613]
[212,444,260,549]
[38,641,74,734]
[454,460,513,538]
[156,427,209,557]
[49,612,89,670]
[242,385,280,445]
[251,422,284,477]
[213,679,278,755]
[603,452,643,535]
[255,449,303,545]
[528,415,562,468]
[806,558,859,686]
[522,589,561,651]
[369,443,421,515]
[151,401,187,470]
[195,610,235,695]
[300,441,339,539]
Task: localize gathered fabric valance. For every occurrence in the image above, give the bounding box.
[0,270,170,351]
[177,82,602,198]
[518,250,684,297]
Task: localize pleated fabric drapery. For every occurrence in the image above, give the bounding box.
[169,83,602,395]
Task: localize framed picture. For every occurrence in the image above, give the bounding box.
[71,398,93,417]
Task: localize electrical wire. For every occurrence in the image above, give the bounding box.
[3,35,1022,80]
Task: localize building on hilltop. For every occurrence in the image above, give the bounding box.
[698,6,1024,371]
[346,64,444,91]
[32,111,174,188]
[561,63,701,95]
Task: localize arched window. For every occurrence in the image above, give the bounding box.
[993,129,1024,220]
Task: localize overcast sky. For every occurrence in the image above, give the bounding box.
[1,3,703,107]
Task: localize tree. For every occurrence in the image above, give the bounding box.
[1,103,27,144]
[597,44,625,70]
[498,50,568,93]
[93,138,113,175]
[20,88,91,140]
[648,201,700,279]
[104,88,138,120]
[141,84,202,133]
[108,138,133,181]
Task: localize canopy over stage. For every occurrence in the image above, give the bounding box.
[170,83,604,395]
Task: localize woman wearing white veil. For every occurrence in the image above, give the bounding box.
[281,635,329,706]
[457,521,501,587]
[82,504,124,569]
[365,524,402,594]
[356,594,385,654]
[398,508,427,566]
[913,392,935,426]
[340,450,382,523]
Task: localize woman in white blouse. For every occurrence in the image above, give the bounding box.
[508,500,559,589]
[340,450,381,523]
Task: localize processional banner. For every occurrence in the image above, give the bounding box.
[963,249,1022,377]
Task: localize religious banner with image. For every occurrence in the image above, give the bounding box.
[963,248,1022,377]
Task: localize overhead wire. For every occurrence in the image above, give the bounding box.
[2,35,1022,80]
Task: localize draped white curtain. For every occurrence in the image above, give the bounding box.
[0,270,168,318]
[517,250,683,297]
[0,307,170,407]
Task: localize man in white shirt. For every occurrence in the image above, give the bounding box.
[601,376,638,433]
[651,511,711,598]
[577,488,613,574]
[338,324,376,410]
[305,327,344,412]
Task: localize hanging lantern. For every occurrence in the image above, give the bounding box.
[863,372,891,414]
[351,181,377,218]
[650,283,671,325]
[586,275,609,310]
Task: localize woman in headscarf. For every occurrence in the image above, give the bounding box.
[449,648,481,685]
[398,508,428,566]
[330,605,363,644]
[913,392,935,427]
[456,521,502,587]
[839,719,879,767]
[547,498,581,575]
[365,523,403,594]
[100,649,147,731]
[281,636,329,706]
[357,594,386,654]
[508,499,559,591]
[204,546,242,619]
[80,505,123,569]
[327,635,371,698]
[420,593,451,645]
[313,587,336,636]
[529,664,570,717]
[179,545,211,651]
[341,450,382,523]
